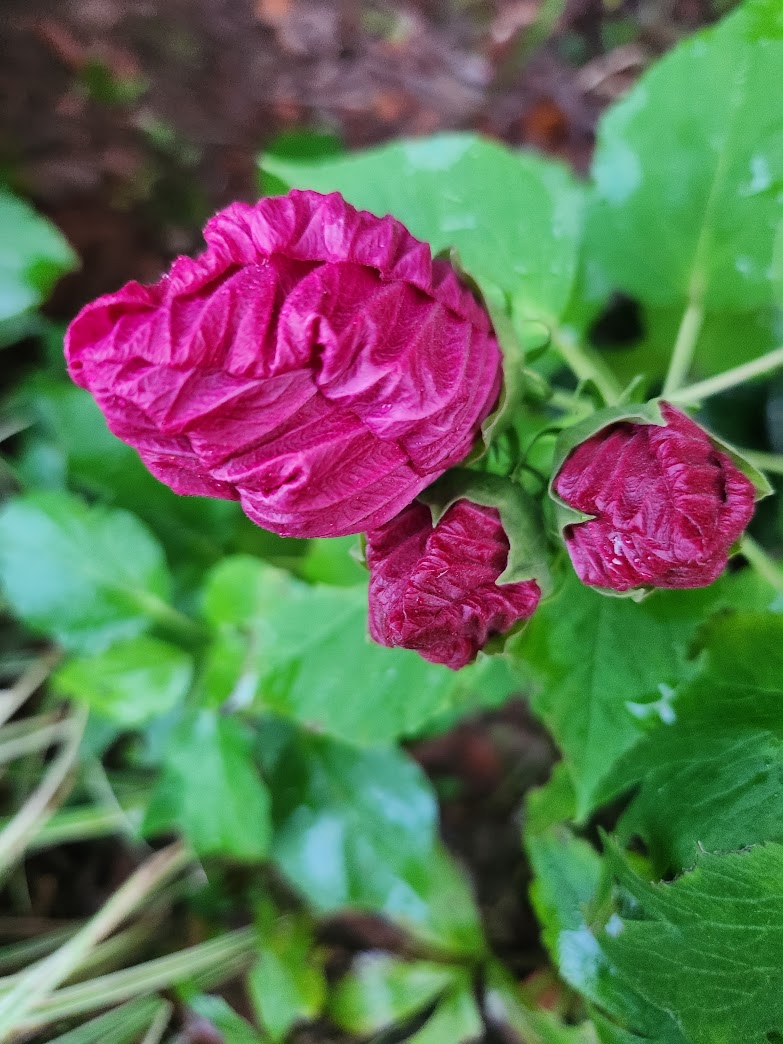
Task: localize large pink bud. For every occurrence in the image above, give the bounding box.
[65,190,501,538]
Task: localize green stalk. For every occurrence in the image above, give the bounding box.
[669,345,783,405]
[550,326,622,406]
[662,299,705,396]
[16,928,256,1035]
[740,535,783,597]
[0,919,158,994]
[548,388,593,416]
[129,593,208,644]
[0,840,190,1039]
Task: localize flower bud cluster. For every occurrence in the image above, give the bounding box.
[66,191,758,669]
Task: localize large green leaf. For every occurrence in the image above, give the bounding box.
[606,612,783,873]
[263,727,437,916]
[524,820,685,1043]
[52,636,193,726]
[0,189,76,323]
[604,842,783,1044]
[203,557,457,744]
[0,491,171,652]
[262,132,584,326]
[587,1,783,311]
[143,709,271,861]
[260,722,484,955]
[514,571,738,818]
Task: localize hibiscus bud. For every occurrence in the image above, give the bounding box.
[65,190,501,538]
[366,500,542,670]
[552,402,755,592]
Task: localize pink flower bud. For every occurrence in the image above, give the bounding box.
[366,500,541,670]
[553,402,755,591]
[65,191,501,538]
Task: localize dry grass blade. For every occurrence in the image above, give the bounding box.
[0,706,87,887]
[0,840,191,1040]
[0,651,60,729]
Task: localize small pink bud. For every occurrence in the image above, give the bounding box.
[366,500,541,670]
[553,402,755,591]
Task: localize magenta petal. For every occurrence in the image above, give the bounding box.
[64,190,502,538]
[553,402,756,592]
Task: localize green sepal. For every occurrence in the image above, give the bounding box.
[699,430,774,503]
[547,400,668,537]
[419,468,552,596]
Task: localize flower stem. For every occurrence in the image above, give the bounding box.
[548,388,593,415]
[662,299,704,396]
[131,593,208,644]
[669,345,783,405]
[549,326,622,406]
[740,534,783,597]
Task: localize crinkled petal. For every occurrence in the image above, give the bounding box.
[367,501,541,669]
[555,402,755,591]
[64,190,502,538]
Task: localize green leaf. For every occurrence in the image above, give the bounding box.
[524,764,578,837]
[405,980,483,1044]
[188,995,263,1044]
[515,571,727,818]
[264,728,438,916]
[0,492,171,652]
[261,724,484,956]
[143,709,271,861]
[607,612,783,874]
[524,825,685,1043]
[587,4,783,311]
[15,378,255,571]
[52,636,192,726]
[603,842,783,1044]
[297,536,366,586]
[526,826,603,963]
[330,954,454,1035]
[248,909,326,1042]
[203,557,457,744]
[399,843,486,958]
[0,189,76,323]
[262,132,584,326]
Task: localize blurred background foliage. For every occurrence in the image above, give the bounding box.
[5,1,783,1042]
